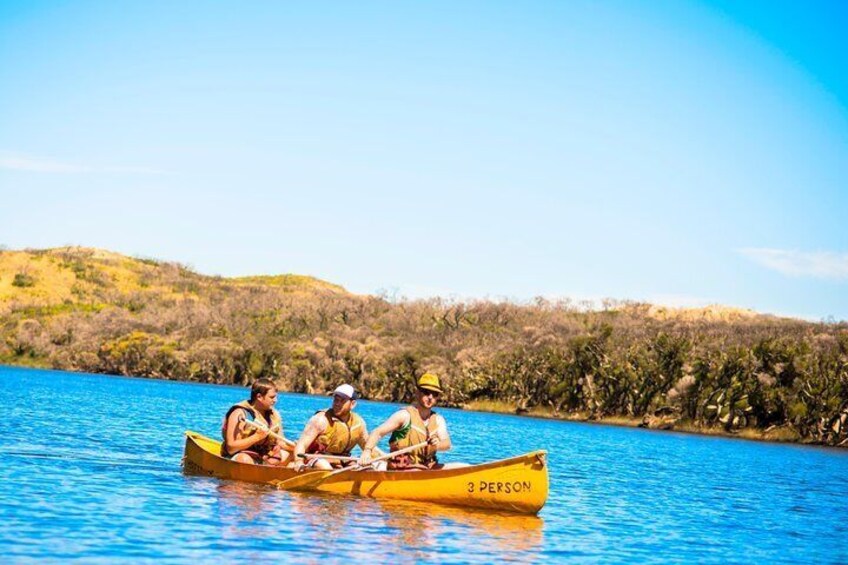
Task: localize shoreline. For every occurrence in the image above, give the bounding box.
[461,400,848,451]
[3,361,845,450]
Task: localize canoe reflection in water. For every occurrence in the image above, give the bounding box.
[214,481,278,520]
[376,497,544,557]
[207,482,290,541]
[287,491,544,560]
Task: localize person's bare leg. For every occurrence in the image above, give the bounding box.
[439,462,469,470]
[232,453,255,464]
[311,457,333,470]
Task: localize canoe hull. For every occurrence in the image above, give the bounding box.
[297,453,548,514]
[182,431,548,514]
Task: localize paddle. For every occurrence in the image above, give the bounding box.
[242,419,296,449]
[276,441,429,491]
[297,453,358,463]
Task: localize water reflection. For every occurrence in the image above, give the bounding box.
[283,491,544,561]
[198,480,545,562]
[183,479,281,540]
[214,481,277,523]
[286,491,359,542]
[376,498,543,554]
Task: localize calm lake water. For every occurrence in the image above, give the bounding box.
[1,365,846,563]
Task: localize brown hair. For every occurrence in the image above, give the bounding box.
[250,378,277,402]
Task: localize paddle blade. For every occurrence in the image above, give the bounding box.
[274,470,332,491]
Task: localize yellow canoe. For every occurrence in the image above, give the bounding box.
[182,431,298,483]
[182,431,549,514]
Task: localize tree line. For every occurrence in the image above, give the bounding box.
[2,248,847,446]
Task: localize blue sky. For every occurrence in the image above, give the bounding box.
[1,1,846,320]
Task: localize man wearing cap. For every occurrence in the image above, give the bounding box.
[292,384,371,471]
[360,373,460,471]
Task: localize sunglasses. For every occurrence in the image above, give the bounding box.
[418,388,441,398]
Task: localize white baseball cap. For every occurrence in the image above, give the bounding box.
[333,384,358,400]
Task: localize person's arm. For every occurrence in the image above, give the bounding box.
[427,414,452,454]
[270,414,294,452]
[359,410,409,465]
[224,409,268,454]
[241,414,294,452]
[357,420,384,458]
[292,414,327,470]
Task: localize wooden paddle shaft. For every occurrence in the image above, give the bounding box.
[298,453,358,462]
[312,441,431,482]
[354,440,429,469]
[242,419,296,448]
[276,441,431,491]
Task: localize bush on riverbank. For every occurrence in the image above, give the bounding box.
[2,247,846,446]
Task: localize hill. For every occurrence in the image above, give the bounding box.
[1,246,846,447]
[0,247,345,314]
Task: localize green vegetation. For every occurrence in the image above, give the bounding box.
[12,272,35,287]
[2,247,846,447]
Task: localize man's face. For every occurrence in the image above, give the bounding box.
[417,387,440,409]
[257,389,278,410]
[332,393,353,416]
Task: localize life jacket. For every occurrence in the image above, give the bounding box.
[307,409,365,457]
[220,400,283,458]
[388,406,440,469]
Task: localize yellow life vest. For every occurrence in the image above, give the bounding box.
[388,406,440,468]
[221,400,283,457]
[308,410,365,456]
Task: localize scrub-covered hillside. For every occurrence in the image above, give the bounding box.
[2,246,846,447]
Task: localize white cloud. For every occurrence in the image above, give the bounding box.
[0,152,163,174]
[738,248,848,280]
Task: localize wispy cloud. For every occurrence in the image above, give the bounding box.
[738,248,848,280]
[0,152,164,174]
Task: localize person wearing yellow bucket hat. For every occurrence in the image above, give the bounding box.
[360,373,466,470]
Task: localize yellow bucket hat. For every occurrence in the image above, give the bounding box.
[417,373,443,394]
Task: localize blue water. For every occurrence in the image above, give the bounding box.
[1,365,846,563]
